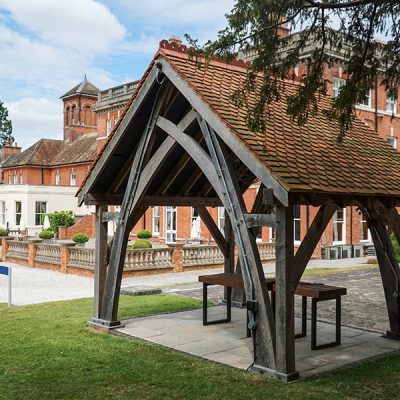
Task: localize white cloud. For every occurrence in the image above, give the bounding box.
[5,98,63,148]
[0,0,125,55]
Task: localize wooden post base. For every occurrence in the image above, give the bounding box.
[88,318,125,331]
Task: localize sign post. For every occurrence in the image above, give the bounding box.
[0,265,12,306]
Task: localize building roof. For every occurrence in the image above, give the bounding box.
[2,133,97,168]
[79,39,400,203]
[60,76,100,99]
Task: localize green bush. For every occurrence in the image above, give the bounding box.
[128,240,152,249]
[46,211,74,234]
[39,230,54,240]
[136,229,152,239]
[72,233,89,244]
[0,228,8,237]
[390,234,400,262]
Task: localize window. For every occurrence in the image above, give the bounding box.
[293,205,301,243]
[106,119,112,135]
[8,174,11,184]
[387,136,397,149]
[35,202,46,226]
[165,206,177,243]
[360,213,371,242]
[15,201,22,226]
[333,208,346,244]
[19,173,23,184]
[55,172,61,186]
[332,78,345,98]
[269,227,276,243]
[359,88,372,107]
[387,94,397,114]
[217,207,225,233]
[70,171,76,186]
[152,206,160,235]
[13,173,18,184]
[0,201,6,226]
[190,208,201,238]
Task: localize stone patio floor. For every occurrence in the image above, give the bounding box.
[118,306,400,379]
[118,265,400,380]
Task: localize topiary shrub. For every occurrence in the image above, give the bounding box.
[72,233,89,244]
[128,239,152,249]
[39,230,54,240]
[46,211,74,235]
[0,228,8,237]
[136,229,152,239]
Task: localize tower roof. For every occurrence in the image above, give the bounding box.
[60,76,100,99]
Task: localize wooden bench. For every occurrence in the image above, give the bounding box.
[198,273,347,350]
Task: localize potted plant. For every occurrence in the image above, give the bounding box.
[136,229,152,239]
[72,233,89,247]
[128,239,152,249]
[39,229,54,243]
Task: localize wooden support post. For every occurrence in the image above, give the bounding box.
[93,205,108,321]
[224,213,235,274]
[365,207,400,339]
[275,205,298,380]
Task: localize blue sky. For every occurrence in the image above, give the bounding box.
[0,0,234,148]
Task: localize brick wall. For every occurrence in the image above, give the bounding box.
[58,214,95,239]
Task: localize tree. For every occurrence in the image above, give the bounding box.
[186,1,399,141]
[0,100,14,148]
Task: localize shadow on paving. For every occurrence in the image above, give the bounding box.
[163,266,389,333]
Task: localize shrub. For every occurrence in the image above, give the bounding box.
[128,240,152,249]
[39,230,54,240]
[72,233,89,244]
[136,229,152,239]
[47,211,74,234]
[0,228,8,237]
[390,234,400,262]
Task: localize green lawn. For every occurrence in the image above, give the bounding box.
[0,294,399,400]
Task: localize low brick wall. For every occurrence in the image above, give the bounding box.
[58,214,96,240]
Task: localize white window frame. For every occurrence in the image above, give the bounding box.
[293,205,301,244]
[106,119,112,136]
[386,94,397,114]
[35,201,47,226]
[165,206,177,243]
[269,227,276,243]
[55,172,61,186]
[190,207,201,239]
[360,213,371,243]
[332,77,345,98]
[386,136,397,149]
[332,208,346,245]
[70,171,76,186]
[217,207,225,233]
[359,88,372,108]
[15,201,22,226]
[152,206,160,236]
[0,201,6,226]
[13,173,18,184]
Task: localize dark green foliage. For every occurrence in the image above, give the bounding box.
[0,228,8,237]
[128,239,152,249]
[390,234,400,262]
[186,1,399,141]
[72,233,89,243]
[0,100,13,148]
[39,230,54,240]
[136,229,152,239]
[47,211,74,234]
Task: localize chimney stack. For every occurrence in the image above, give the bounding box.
[2,142,21,161]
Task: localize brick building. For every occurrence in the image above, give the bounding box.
[0,77,99,234]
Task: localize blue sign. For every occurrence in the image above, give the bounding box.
[0,265,9,276]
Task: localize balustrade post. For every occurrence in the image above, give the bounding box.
[60,242,76,273]
[2,238,14,262]
[169,243,184,272]
[28,239,42,267]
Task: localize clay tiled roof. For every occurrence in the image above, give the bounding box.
[79,40,400,198]
[2,134,97,168]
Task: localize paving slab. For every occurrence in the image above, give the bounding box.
[118,305,400,379]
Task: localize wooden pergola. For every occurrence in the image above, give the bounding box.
[78,40,400,381]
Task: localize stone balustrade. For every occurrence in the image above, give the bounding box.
[7,240,29,260]
[35,243,61,265]
[1,238,276,277]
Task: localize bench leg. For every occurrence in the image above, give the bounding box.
[203,283,232,326]
[295,296,307,339]
[311,297,342,350]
